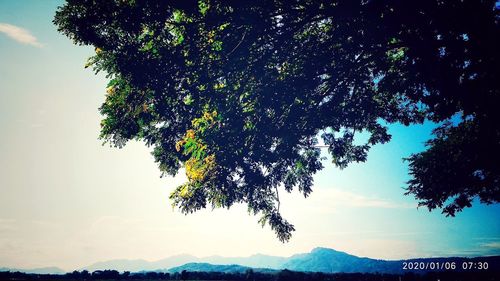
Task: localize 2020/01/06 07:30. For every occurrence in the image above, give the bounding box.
[403,261,489,270]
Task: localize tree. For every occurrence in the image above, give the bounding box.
[54,0,499,241]
[245,269,255,281]
[180,270,189,281]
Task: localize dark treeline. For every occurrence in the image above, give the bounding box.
[0,269,498,281]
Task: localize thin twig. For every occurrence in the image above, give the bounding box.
[275,186,280,212]
[227,30,247,56]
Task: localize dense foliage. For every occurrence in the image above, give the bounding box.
[1,270,499,281]
[54,0,500,241]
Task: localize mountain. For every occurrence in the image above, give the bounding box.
[78,247,500,274]
[281,247,400,273]
[0,266,65,274]
[82,253,285,272]
[168,263,251,273]
[281,247,500,274]
[82,254,197,272]
[168,262,278,274]
[201,254,287,269]
[82,259,154,272]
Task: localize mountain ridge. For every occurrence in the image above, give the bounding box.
[0,266,65,275]
[80,247,500,274]
[3,247,499,274]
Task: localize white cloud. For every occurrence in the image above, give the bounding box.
[0,219,16,232]
[0,23,43,47]
[291,188,416,211]
[472,237,500,241]
[328,188,415,208]
[479,242,500,249]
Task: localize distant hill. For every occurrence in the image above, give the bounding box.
[281,247,400,273]
[163,249,500,275]
[168,262,278,274]
[200,254,287,269]
[4,248,499,274]
[82,253,285,272]
[280,248,500,274]
[76,247,500,274]
[0,266,65,274]
[168,263,251,273]
[82,254,197,272]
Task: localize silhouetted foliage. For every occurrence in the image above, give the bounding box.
[246,268,255,281]
[1,269,499,281]
[53,0,500,241]
[180,269,189,280]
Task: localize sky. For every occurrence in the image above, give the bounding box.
[0,0,499,272]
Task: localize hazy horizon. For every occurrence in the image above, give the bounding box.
[1,0,499,272]
[3,246,499,272]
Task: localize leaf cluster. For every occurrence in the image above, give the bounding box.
[54,0,500,241]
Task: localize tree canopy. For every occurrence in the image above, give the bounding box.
[54,0,500,241]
